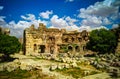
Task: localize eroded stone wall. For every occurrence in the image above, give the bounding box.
[23,23,89,55]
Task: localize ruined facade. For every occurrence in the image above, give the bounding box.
[23,23,89,55]
[0,27,10,35]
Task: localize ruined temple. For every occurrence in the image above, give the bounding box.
[23,23,89,55]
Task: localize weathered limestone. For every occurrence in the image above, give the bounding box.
[0,59,42,72]
[23,23,89,55]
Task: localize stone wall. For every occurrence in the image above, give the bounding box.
[23,23,89,55]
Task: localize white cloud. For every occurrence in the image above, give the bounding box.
[65,0,74,2]
[50,15,79,31]
[40,10,53,19]
[65,16,77,25]
[0,6,4,10]
[78,0,120,31]
[50,15,68,29]
[21,14,36,21]
[78,2,119,18]
[103,18,111,25]
[112,24,119,28]
[81,16,102,27]
[79,25,91,32]
[1,13,79,37]
[0,16,6,26]
[0,13,48,38]
[10,19,48,37]
[8,21,30,37]
[92,26,108,30]
[79,25,108,32]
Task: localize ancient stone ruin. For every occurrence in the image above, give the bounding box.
[0,27,10,35]
[23,23,89,55]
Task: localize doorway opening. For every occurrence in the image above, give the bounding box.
[39,45,45,53]
[68,46,73,51]
[75,46,80,52]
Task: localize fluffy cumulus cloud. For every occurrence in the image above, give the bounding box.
[50,15,68,28]
[6,14,78,37]
[50,15,79,30]
[81,16,102,27]
[12,15,47,37]
[40,10,53,19]
[0,13,48,37]
[21,14,48,26]
[8,21,30,37]
[65,16,77,25]
[78,3,118,18]
[103,18,111,25]
[78,0,120,31]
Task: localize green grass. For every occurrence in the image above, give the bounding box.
[0,69,30,79]
[55,67,83,78]
[55,67,99,79]
[0,68,55,79]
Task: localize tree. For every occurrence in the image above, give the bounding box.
[0,34,21,59]
[86,28,117,54]
[111,24,120,40]
[0,27,2,34]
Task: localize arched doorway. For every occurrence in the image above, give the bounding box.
[68,46,73,51]
[75,46,80,52]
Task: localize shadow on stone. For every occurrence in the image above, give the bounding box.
[0,55,16,63]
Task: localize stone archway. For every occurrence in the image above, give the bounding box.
[75,46,80,52]
[68,45,73,51]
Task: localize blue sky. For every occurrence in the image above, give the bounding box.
[0,0,120,37]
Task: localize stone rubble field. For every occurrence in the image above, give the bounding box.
[0,53,120,79]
